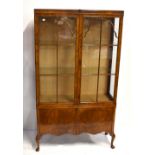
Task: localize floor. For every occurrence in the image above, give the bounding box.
[23,128,131,155]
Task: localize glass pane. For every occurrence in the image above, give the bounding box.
[40,76,56,102]
[39,16,58,76]
[58,40,75,75]
[113,18,119,45]
[98,75,115,102]
[81,76,98,102]
[100,46,117,74]
[58,76,74,102]
[39,16,76,103]
[109,75,115,97]
[80,17,100,102]
[101,18,119,45]
[82,17,101,75]
[39,46,57,75]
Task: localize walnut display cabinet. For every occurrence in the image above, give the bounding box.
[34,9,124,151]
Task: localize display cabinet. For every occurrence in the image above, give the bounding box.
[34,9,124,151]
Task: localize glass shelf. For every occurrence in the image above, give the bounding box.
[39,67,74,75]
[39,41,75,47]
[82,67,115,75]
[40,95,74,102]
[40,42,117,47]
[40,94,112,103]
[80,94,112,102]
[39,67,116,76]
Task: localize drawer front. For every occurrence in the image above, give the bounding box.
[76,107,114,133]
[39,108,76,135]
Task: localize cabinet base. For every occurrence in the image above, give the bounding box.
[36,105,116,151]
[35,132,115,151]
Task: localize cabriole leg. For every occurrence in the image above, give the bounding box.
[110,134,115,149]
[36,134,40,152]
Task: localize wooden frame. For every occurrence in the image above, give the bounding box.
[34,9,124,151]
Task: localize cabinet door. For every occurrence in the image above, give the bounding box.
[80,16,120,103]
[38,15,77,103]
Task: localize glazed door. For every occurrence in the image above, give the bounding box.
[80,16,120,103]
[38,15,77,103]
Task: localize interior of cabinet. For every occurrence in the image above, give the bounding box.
[38,15,119,103]
[81,17,119,103]
[39,16,76,103]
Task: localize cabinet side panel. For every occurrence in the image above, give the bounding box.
[34,13,40,103]
[34,12,41,136]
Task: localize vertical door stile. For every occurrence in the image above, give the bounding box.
[77,15,84,104]
[56,26,59,103]
[74,15,80,104]
[96,18,103,103]
[35,14,40,104]
[34,12,41,136]
[107,18,114,96]
[74,14,83,134]
[74,14,83,105]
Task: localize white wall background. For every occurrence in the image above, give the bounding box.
[23,0,155,154]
